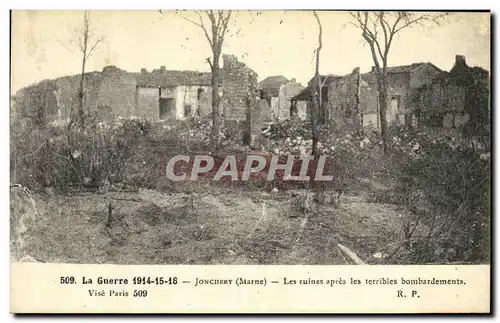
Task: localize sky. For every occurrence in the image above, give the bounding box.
[10,10,490,94]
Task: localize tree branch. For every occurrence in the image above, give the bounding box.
[206,10,219,53]
[205,57,213,69]
[217,11,232,47]
[321,75,330,88]
[352,12,385,66]
[376,11,389,50]
[215,10,224,33]
[178,10,214,49]
[85,36,104,60]
[58,39,74,54]
[385,12,403,55]
[351,11,447,71]
[393,13,447,34]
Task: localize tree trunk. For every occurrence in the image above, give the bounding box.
[311,99,320,158]
[355,68,362,128]
[311,73,322,158]
[78,55,86,128]
[78,16,88,129]
[377,76,389,155]
[312,11,322,158]
[210,55,221,150]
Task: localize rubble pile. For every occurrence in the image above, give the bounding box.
[261,120,379,157]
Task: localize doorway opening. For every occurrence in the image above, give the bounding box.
[159,98,175,120]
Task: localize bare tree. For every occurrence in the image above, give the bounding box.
[350,11,446,154]
[60,11,104,129]
[76,11,103,128]
[179,10,232,149]
[311,11,323,157]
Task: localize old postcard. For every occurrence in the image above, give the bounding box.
[10,10,491,314]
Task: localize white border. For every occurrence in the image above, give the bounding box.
[3,1,497,322]
[4,0,499,10]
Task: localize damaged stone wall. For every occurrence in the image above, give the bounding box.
[245,98,267,147]
[276,80,304,121]
[96,66,137,120]
[14,80,59,125]
[328,68,363,130]
[220,54,262,146]
[15,66,135,123]
[411,56,490,134]
[54,73,102,120]
[258,99,272,123]
[385,71,411,125]
[221,54,259,121]
[14,55,261,126]
[410,63,443,89]
[136,87,159,119]
[327,65,440,130]
[358,74,379,128]
[174,85,212,120]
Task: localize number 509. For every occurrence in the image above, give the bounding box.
[60,276,76,284]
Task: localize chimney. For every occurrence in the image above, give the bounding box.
[452,55,468,73]
[160,66,166,72]
[456,55,466,65]
[291,78,296,83]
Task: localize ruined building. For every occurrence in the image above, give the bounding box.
[291,55,490,133]
[258,76,307,121]
[13,54,260,124]
[411,55,490,136]
[292,61,443,129]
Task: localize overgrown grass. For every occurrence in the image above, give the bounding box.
[10,115,491,264]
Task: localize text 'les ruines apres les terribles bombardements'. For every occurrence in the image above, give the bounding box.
[61,275,467,287]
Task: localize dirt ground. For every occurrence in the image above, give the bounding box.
[11,184,421,265]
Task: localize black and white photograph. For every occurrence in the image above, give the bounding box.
[10,9,491,270]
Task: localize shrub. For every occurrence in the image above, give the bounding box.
[392,132,490,263]
[11,117,151,193]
